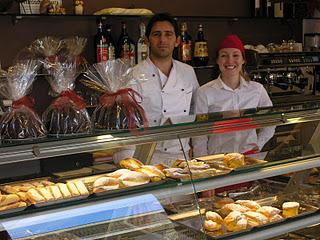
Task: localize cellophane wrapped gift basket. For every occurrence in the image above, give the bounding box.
[33,36,91,136]
[0,60,47,141]
[83,59,148,131]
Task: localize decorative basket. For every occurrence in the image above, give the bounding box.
[19,0,62,14]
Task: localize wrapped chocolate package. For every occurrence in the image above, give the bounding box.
[41,36,91,136]
[0,60,47,141]
[83,59,148,131]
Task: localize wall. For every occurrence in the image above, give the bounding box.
[0,0,302,112]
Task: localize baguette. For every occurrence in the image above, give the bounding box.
[74,181,89,196]
[48,185,63,200]
[57,183,72,198]
[0,194,20,207]
[106,169,132,178]
[93,177,119,188]
[26,189,45,203]
[66,182,80,197]
[0,201,27,211]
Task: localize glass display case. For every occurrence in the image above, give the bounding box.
[0,100,320,240]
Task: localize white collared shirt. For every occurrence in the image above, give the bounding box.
[193,76,274,156]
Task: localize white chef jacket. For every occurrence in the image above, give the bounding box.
[193,76,275,157]
[114,57,199,165]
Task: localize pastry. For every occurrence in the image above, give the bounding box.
[224,211,248,232]
[66,182,80,197]
[244,211,269,227]
[205,211,223,224]
[74,181,89,195]
[135,165,166,182]
[119,171,150,187]
[178,160,210,170]
[220,203,250,217]
[106,169,132,178]
[1,185,20,194]
[282,202,300,218]
[256,206,281,218]
[57,183,72,198]
[49,185,63,200]
[223,153,245,168]
[214,197,235,209]
[16,192,28,201]
[154,163,168,172]
[0,194,20,206]
[196,154,225,162]
[19,183,35,192]
[204,219,222,231]
[119,158,144,170]
[0,201,27,211]
[163,168,189,179]
[26,189,45,203]
[171,159,184,168]
[93,177,120,189]
[37,187,55,201]
[269,214,283,222]
[235,200,261,211]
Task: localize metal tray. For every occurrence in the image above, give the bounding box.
[93,179,168,196]
[0,206,27,216]
[33,195,89,208]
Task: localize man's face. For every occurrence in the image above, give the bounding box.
[148,21,180,59]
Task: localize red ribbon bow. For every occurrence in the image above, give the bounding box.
[53,90,86,109]
[100,88,148,131]
[13,96,35,111]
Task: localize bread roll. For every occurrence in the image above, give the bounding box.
[26,189,45,203]
[119,158,143,170]
[214,197,234,209]
[74,181,89,195]
[220,203,250,217]
[0,194,20,206]
[119,171,150,188]
[135,166,166,182]
[223,153,245,168]
[235,200,261,211]
[0,201,27,211]
[282,202,299,218]
[37,187,55,201]
[154,163,168,172]
[244,211,269,227]
[57,183,72,198]
[269,214,283,222]
[205,211,223,224]
[1,185,20,194]
[256,206,281,218]
[16,192,28,201]
[204,220,221,231]
[106,169,132,178]
[49,185,63,200]
[224,211,248,232]
[93,177,119,188]
[66,182,80,197]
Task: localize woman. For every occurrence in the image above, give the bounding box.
[193,34,274,157]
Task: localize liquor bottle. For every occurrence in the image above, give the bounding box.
[193,24,209,67]
[105,24,116,60]
[178,22,192,65]
[94,19,108,63]
[137,22,148,64]
[117,22,136,66]
[274,1,284,18]
[266,0,274,17]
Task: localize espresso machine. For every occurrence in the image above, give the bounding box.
[245,51,320,103]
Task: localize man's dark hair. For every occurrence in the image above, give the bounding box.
[146,13,179,38]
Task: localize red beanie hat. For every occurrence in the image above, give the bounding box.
[217,34,245,56]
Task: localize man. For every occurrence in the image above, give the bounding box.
[115,13,199,165]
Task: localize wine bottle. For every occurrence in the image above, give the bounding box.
[266,0,274,17]
[178,22,192,65]
[94,19,108,63]
[193,24,209,67]
[137,22,148,64]
[117,22,136,66]
[105,24,116,60]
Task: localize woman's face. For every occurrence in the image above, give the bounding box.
[217,48,245,78]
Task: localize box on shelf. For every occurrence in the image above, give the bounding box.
[19,0,62,14]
